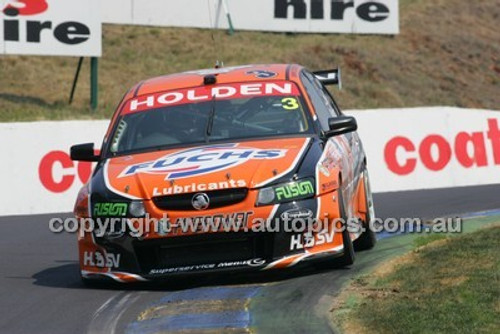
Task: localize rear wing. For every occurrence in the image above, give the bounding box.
[313,68,342,90]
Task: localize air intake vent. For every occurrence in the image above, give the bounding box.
[152,188,248,211]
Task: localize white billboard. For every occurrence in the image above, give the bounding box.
[0,0,101,56]
[102,0,400,35]
[348,108,500,193]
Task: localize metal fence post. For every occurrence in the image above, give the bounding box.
[90,57,98,111]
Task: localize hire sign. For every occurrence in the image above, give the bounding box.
[1,0,101,56]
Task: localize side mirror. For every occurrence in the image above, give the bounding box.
[324,116,358,138]
[70,143,100,162]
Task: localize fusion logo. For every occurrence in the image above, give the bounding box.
[275,0,391,22]
[120,144,288,180]
[93,203,128,217]
[2,0,92,45]
[275,180,315,201]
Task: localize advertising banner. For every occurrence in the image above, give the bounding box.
[101,0,399,35]
[1,0,101,56]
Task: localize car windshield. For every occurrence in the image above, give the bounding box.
[108,89,311,155]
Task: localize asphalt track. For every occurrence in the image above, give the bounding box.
[0,184,499,334]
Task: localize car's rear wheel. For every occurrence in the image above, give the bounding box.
[353,168,377,251]
[316,187,355,269]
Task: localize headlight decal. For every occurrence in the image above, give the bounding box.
[93,202,128,217]
[257,178,315,206]
[275,180,315,201]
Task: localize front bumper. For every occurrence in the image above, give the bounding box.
[79,191,345,283]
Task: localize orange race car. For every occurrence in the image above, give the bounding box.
[71,64,376,283]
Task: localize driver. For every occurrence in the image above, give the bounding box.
[138,105,207,148]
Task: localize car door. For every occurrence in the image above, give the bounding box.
[316,75,364,178]
[300,70,362,218]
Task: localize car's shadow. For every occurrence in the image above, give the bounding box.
[31,261,84,289]
[31,260,351,291]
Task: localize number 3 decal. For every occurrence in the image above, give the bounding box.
[282,98,299,110]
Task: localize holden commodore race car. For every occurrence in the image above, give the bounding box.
[71,64,376,283]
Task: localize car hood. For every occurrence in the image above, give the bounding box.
[103,137,311,200]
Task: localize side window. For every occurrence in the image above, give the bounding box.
[301,71,332,132]
[320,85,342,116]
[305,71,340,117]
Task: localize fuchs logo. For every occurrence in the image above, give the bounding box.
[119,144,288,180]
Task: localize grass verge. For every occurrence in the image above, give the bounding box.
[331,218,500,334]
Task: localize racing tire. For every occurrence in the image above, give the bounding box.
[353,168,377,251]
[335,224,355,267]
[316,188,355,269]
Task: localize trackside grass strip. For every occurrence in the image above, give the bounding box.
[331,221,500,334]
